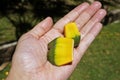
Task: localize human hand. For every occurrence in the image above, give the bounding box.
[6,1,106,80]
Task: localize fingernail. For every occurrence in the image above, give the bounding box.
[93,1,102,7]
[75,2,89,11]
[91,9,107,22]
[85,1,101,16]
[99,9,107,15]
[44,17,51,21]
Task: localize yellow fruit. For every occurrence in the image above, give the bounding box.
[65,22,80,47]
[47,22,80,66]
[5,71,9,75]
[48,37,74,66]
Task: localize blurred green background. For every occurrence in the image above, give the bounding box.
[0,0,120,80]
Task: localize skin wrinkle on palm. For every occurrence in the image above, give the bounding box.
[6,1,107,80]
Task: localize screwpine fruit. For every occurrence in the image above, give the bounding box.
[47,22,80,66]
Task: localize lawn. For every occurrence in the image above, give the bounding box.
[69,22,120,80]
[0,17,16,44]
[0,21,120,80]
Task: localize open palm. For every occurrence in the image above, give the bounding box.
[7,1,106,80]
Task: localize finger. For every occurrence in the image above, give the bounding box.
[53,2,89,33]
[29,17,53,39]
[52,22,101,78]
[75,1,102,30]
[39,29,63,45]
[80,9,107,39]
[75,22,102,63]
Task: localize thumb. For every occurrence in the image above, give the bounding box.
[29,17,53,39]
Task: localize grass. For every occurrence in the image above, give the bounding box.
[69,22,120,80]
[0,17,16,44]
[0,20,120,80]
[0,64,11,80]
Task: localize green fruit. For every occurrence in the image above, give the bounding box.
[65,22,80,47]
[48,37,74,66]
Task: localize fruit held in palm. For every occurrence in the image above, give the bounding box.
[65,22,80,47]
[48,37,74,66]
[47,22,80,66]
